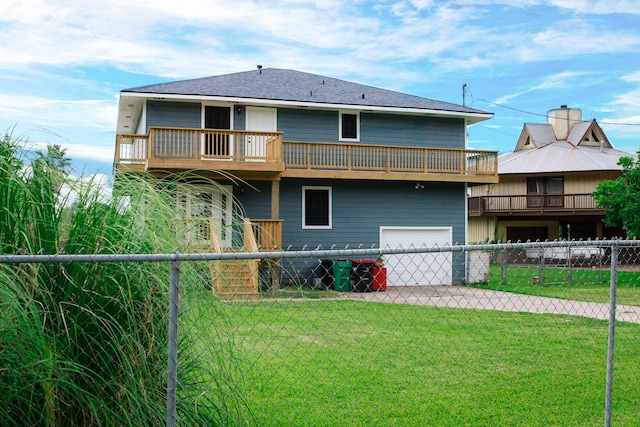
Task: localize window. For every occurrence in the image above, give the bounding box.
[302,186,332,229]
[339,111,359,141]
[204,106,231,156]
[527,177,563,208]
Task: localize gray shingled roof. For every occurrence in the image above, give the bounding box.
[123,68,490,116]
[499,141,634,175]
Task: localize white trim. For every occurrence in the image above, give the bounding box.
[339,110,360,142]
[201,104,235,158]
[200,102,235,129]
[137,101,147,134]
[464,183,469,245]
[119,92,493,123]
[302,186,332,229]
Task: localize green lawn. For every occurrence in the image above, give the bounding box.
[467,264,640,306]
[204,299,640,426]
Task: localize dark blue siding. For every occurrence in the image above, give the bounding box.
[234,181,272,219]
[235,179,465,248]
[361,114,465,149]
[232,178,466,284]
[146,101,201,131]
[146,103,465,149]
[277,108,464,148]
[278,108,337,142]
[277,179,465,249]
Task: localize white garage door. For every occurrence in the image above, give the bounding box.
[379,227,452,286]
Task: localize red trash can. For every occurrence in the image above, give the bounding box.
[373,267,387,291]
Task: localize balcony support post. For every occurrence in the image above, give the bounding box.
[271,178,280,220]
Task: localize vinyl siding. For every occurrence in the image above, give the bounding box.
[279,179,466,283]
[278,108,465,147]
[278,108,337,142]
[146,102,466,149]
[360,114,465,148]
[146,100,201,131]
[276,179,464,247]
[468,217,497,244]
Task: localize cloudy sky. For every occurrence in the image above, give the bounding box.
[1,0,640,177]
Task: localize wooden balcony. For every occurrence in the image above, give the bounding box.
[281,141,498,183]
[468,194,605,217]
[114,127,285,176]
[114,127,498,183]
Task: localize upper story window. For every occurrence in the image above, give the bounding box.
[527,177,563,195]
[527,177,563,208]
[302,186,332,229]
[339,111,359,141]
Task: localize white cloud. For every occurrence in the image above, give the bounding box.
[1,0,640,156]
[494,71,591,104]
[622,71,640,83]
[0,94,116,134]
[59,173,113,206]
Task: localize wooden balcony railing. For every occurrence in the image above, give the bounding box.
[282,141,497,179]
[249,219,283,250]
[115,127,498,182]
[175,217,283,252]
[468,194,604,216]
[115,127,283,165]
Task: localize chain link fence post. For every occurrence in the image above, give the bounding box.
[501,248,507,284]
[604,241,618,427]
[167,249,180,427]
[567,246,572,283]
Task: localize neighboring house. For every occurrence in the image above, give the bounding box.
[468,105,632,244]
[114,67,497,288]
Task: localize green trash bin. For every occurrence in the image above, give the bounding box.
[333,260,352,292]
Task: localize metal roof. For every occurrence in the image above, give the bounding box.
[499,141,634,175]
[524,124,557,147]
[122,68,491,118]
[566,121,593,145]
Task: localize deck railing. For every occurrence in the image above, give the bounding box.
[468,194,603,216]
[115,127,283,164]
[175,217,283,251]
[115,128,498,178]
[250,219,283,250]
[283,141,497,176]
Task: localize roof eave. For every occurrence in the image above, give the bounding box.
[119,91,493,125]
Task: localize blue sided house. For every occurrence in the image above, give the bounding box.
[114,67,497,292]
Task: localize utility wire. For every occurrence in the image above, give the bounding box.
[474,98,640,126]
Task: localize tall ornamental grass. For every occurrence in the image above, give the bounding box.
[0,135,250,426]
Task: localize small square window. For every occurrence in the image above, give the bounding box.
[340,112,359,141]
[303,186,332,229]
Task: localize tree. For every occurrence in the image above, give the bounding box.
[592,155,640,238]
[33,144,72,195]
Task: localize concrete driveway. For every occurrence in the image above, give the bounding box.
[347,286,640,324]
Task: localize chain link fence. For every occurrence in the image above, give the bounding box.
[3,240,639,426]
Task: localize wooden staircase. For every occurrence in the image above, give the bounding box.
[179,217,282,300]
[208,218,261,301]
